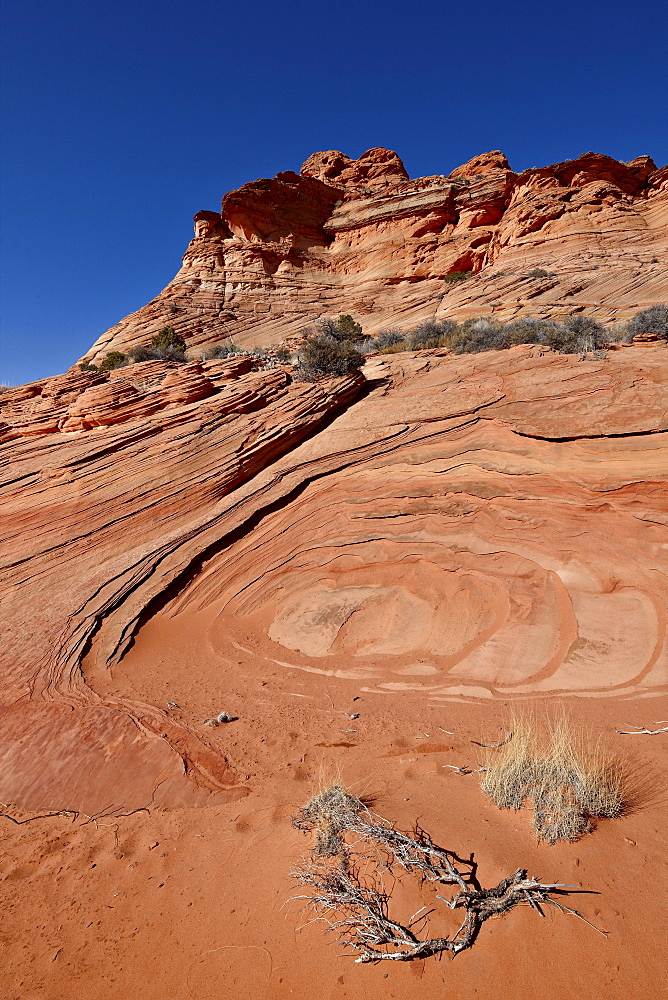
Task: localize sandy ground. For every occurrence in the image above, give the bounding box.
[3,616,667,999]
[2,347,667,997]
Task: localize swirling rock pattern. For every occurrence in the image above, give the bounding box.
[82,147,668,363]
[2,343,668,1000]
[1,344,667,815]
[0,359,363,811]
[159,345,668,702]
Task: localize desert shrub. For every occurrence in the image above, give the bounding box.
[296,334,365,380]
[201,340,240,360]
[146,326,187,360]
[603,324,630,344]
[98,351,129,371]
[367,329,407,352]
[481,713,624,844]
[151,325,186,352]
[627,304,668,340]
[127,345,154,362]
[127,326,188,363]
[527,267,550,278]
[351,311,618,359]
[443,270,470,284]
[335,314,363,341]
[0,383,13,393]
[293,784,364,857]
[273,345,292,364]
[408,319,457,350]
[450,318,509,354]
[313,314,363,343]
[541,315,606,354]
[505,318,549,345]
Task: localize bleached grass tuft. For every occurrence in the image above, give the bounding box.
[480,712,624,843]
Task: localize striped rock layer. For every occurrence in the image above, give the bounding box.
[1,343,667,813]
[84,147,668,364]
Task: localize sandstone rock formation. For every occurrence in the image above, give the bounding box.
[83,147,668,364]
[2,344,667,817]
[3,342,668,1000]
[0,357,363,812]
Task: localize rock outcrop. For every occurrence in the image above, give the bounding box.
[1,344,667,814]
[0,358,363,812]
[83,147,668,364]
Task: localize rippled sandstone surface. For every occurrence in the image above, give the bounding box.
[83,146,668,364]
[1,344,667,1000]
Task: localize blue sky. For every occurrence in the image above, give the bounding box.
[1,0,667,385]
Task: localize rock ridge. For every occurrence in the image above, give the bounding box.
[83,146,668,364]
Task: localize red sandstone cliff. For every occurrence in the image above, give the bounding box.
[3,146,668,1000]
[83,147,668,364]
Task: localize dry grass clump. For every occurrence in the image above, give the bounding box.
[292,784,364,857]
[481,713,624,843]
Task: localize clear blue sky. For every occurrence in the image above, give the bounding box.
[1,0,667,385]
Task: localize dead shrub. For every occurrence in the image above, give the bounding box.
[291,784,598,963]
[481,713,624,843]
[292,784,364,857]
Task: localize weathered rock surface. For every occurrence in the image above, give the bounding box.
[83,147,668,364]
[0,358,363,812]
[1,344,667,816]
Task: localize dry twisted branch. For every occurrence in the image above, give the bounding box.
[291,786,600,964]
[615,721,668,736]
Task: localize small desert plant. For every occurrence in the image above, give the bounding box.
[627,303,668,340]
[408,319,457,350]
[201,340,240,360]
[146,325,187,360]
[98,351,129,371]
[312,314,363,343]
[505,317,556,345]
[443,270,470,284]
[151,325,186,352]
[292,784,596,963]
[293,784,365,857]
[527,267,550,278]
[368,329,406,351]
[273,345,292,364]
[296,334,365,380]
[542,314,607,355]
[128,326,188,363]
[450,317,509,354]
[480,713,624,844]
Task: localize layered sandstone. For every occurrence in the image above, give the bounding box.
[2,344,667,818]
[0,358,363,812]
[2,343,668,1000]
[83,147,668,364]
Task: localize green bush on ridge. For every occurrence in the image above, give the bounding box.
[360,306,668,357]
